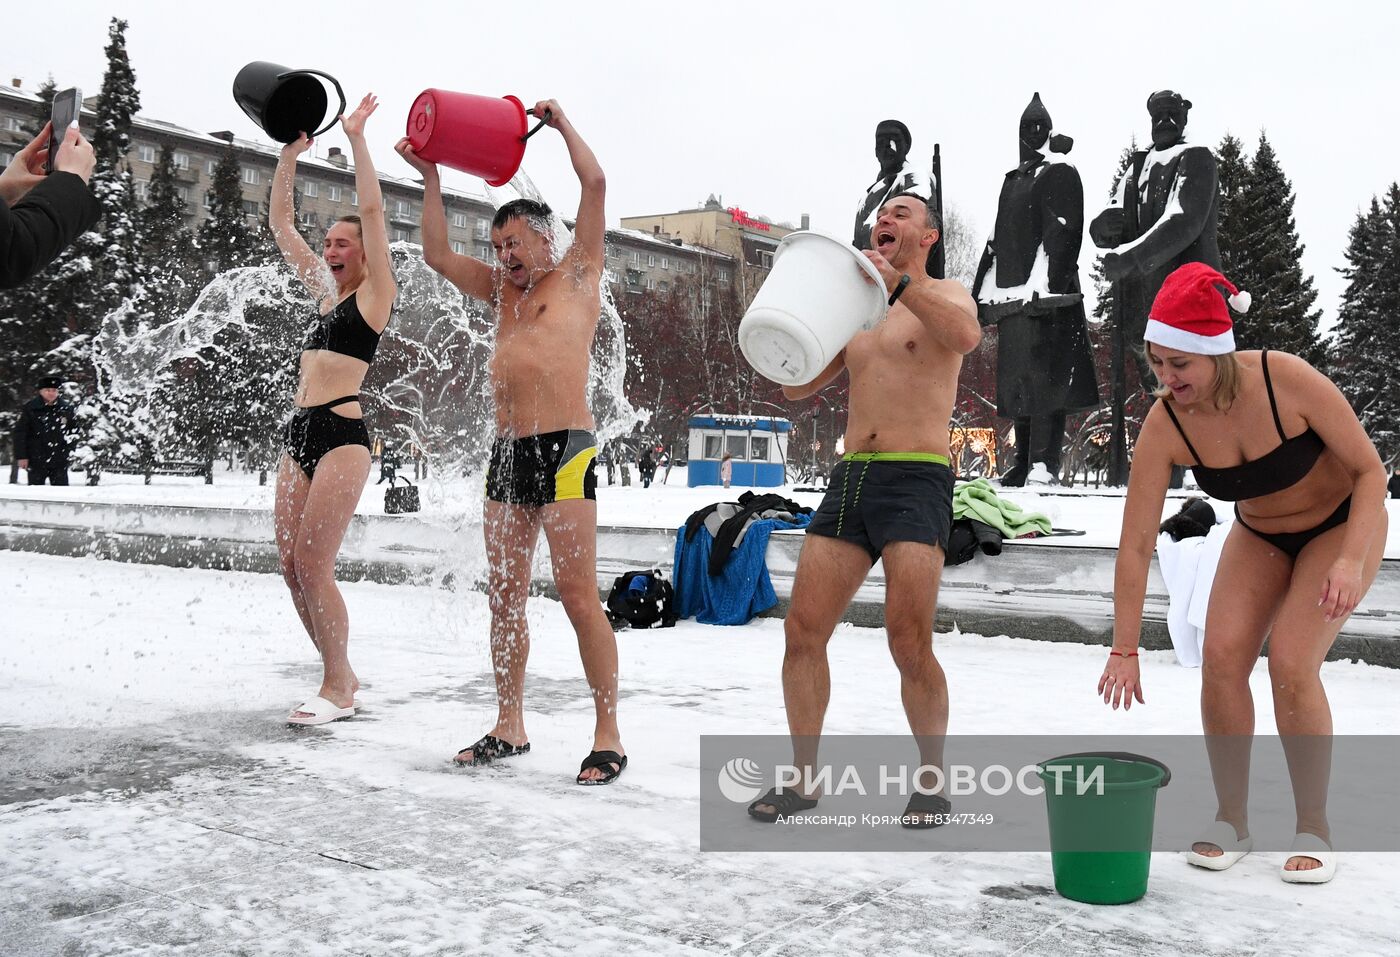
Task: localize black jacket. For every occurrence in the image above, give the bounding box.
[14,396,76,467]
[1,172,102,290]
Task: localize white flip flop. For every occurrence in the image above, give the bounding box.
[1184,820,1253,870]
[1281,832,1336,884]
[286,696,356,726]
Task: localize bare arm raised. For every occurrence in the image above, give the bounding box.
[394,137,495,302]
[532,99,606,279]
[340,94,396,330]
[862,248,981,355]
[270,133,333,304]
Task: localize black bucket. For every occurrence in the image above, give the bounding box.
[232,61,346,143]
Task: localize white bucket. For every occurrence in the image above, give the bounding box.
[738,230,887,386]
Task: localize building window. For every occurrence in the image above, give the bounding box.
[242,167,259,185]
[475,220,489,240]
[203,191,215,209]
[2,116,25,132]
[304,181,318,198]
[394,199,410,217]
[137,145,155,163]
[351,191,358,207]
[647,254,656,267]
[476,243,491,260]
[299,210,317,227]
[241,199,259,217]
[0,151,14,167]
[172,152,190,170]
[719,268,731,284]
[760,250,774,269]
[750,436,771,461]
[392,227,412,243]
[659,280,670,293]
[451,212,468,228]
[661,256,669,270]
[630,250,640,264]
[703,434,723,459]
[451,240,466,255]
[175,185,189,203]
[206,159,218,176]
[725,435,748,460]
[133,180,150,201]
[689,262,697,274]
[645,277,656,290]
[328,185,342,202]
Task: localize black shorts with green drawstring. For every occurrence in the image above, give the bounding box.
[805,452,954,561]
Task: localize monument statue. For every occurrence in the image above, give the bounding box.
[1089,89,1220,483]
[853,119,931,250]
[972,93,1098,486]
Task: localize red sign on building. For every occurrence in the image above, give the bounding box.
[726,206,771,232]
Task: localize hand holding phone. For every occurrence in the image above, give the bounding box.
[45,87,82,175]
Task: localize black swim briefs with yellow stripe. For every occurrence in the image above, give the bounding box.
[485,429,597,506]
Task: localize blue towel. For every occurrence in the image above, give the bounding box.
[672,514,811,626]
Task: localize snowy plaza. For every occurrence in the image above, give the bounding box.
[2,475,1399,955]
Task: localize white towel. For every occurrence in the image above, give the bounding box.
[1154,522,1231,667]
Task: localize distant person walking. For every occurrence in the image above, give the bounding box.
[720,452,733,489]
[13,375,75,486]
[638,446,655,488]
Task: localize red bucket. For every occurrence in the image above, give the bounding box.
[406,89,533,187]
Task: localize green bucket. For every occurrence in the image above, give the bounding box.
[1037,752,1171,905]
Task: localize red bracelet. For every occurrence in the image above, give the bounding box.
[1109,650,1139,658]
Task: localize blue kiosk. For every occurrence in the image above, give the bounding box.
[686,414,790,487]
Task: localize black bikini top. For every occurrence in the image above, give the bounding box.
[1162,350,1325,502]
[302,292,380,364]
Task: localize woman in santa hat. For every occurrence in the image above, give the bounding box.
[1098,262,1389,885]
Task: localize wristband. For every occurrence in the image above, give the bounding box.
[1109,650,1139,658]
[888,273,911,306]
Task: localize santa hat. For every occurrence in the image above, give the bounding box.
[1143,262,1251,355]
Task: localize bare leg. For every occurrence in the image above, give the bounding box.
[750,534,870,814]
[1269,510,1387,871]
[288,444,371,715]
[457,499,540,761]
[1193,525,1291,855]
[274,455,316,646]
[542,498,622,780]
[881,541,948,795]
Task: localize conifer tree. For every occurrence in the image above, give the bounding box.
[1230,133,1323,364]
[198,140,258,273]
[1332,190,1400,463]
[1214,133,1251,290]
[140,144,199,321]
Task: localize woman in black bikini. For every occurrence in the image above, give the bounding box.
[269,94,396,726]
[1100,263,1388,884]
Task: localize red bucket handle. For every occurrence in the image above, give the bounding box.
[279,68,348,138]
[521,107,552,143]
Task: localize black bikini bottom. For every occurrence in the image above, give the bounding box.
[1234,496,1351,560]
[283,396,370,480]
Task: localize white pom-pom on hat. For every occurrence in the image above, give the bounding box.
[1227,290,1251,313]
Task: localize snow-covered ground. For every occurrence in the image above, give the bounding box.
[2,550,1399,955]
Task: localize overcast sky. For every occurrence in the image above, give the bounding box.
[8,1,1397,329]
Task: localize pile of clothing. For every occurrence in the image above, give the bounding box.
[673,492,813,625]
[946,478,1053,566]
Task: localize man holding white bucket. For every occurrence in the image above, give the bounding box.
[396,101,626,786]
[748,193,980,827]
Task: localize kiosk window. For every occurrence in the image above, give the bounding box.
[750,436,770,461]
[703,434,723,459]
[726,435,748,460]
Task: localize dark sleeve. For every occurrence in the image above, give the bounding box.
[14,406,33,457]
[0,172,102,290]
[1117,148,1218,276]
[1041,165,1084,294]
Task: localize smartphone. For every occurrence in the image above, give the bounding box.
[45,87,82,175]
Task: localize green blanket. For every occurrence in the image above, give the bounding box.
[952,478,1053,538]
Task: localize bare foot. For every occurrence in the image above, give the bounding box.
[578,735,625,783]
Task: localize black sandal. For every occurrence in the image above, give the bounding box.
[900,791,952,829]
[747,787,819,823]
[454,734,530,766]
[577,750,628,785]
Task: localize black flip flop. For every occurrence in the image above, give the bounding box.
[454,734,530,766]
[747,786,819,823]
[901,791,952,829]
[577,750,627,785]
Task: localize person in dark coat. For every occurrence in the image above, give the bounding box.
[1090,90,1220,393]
[638,446,656,488]
[14,375,76,485]
[0,122,100,289]
[972,93,1099,486]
